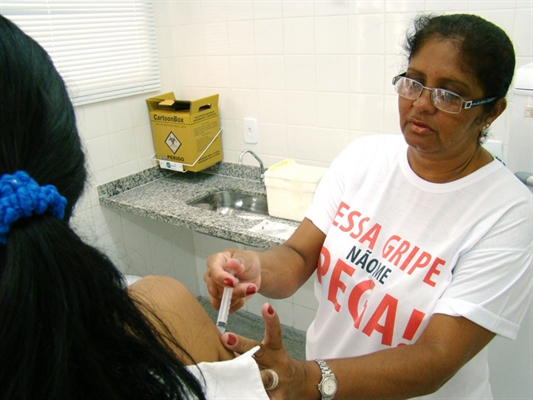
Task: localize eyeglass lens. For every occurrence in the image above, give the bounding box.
[394,76,463,114]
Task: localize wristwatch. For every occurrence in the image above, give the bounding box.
[315,359,338,399]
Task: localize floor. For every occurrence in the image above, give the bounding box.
[197,296,306,360]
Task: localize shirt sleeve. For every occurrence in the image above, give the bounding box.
[434,196,533,340]
[186,346,269,400]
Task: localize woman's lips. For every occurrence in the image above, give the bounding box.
[409,118,433,135]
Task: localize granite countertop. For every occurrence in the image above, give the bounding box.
[97,162,300,248]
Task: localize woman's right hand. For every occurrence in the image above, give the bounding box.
[221,303,315,399]
[204,249,262,313]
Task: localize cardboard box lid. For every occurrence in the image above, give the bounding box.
[265,159,327,184]
[146,93,219,113]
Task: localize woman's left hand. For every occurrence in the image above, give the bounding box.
[220,303,312,399]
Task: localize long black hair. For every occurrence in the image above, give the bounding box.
[0,14,205,400]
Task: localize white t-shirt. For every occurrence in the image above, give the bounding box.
[186,346,269,399]
[305,134,533,399]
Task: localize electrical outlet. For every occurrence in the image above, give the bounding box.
[525,106,533,118]
[243,118,259,144]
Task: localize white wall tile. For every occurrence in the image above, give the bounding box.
[228,20,256,54]
[230,56,258,88]
[109,128,138,166]
[84,136,114,172]
[424,0,468,12]
[350,55,385,94]
[285,55,317,91]
[257,55,286,90]
[255,18,284,54]
[385,0,425,13]
[176,56,207,89]
[174,1,204,26]
[283,0,314,18]
[314,0,348,16]
[104,98,134,133]
[254,0,283,19]
[205,56,232,88]
[226,1,254,21]
[384,12,415,56]
[350,93,385,132]
[261,123,288,157]
[220,118,237,152]
[513,8,533,57]
[113,160,140,180]
[316,92,350,129]
[287,124,318,160]
[316,55,350,92]
[156,26,176,59]
[77,102,108,140]
[316,127,350,163]
[258,90,287,124]
[315,15,349,54]
[135,125,156,159]
[202,1,228,24]
[283,17,315,54]
[468,0,517,10]
[285,91,317,126]
[204,22,230,55]
[231,89,260,122]
[349,0,386,14]
[152,0,174,27]
[349,14,386,55]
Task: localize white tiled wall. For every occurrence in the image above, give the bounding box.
[72,0,532,331]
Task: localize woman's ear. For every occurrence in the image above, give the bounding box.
[486,98,507,125]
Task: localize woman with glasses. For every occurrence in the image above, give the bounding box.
[206,14,532,399]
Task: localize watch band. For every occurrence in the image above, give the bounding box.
[315,359,338,399]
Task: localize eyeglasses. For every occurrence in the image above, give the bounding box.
[392,73,497,114]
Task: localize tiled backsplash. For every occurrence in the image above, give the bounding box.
[71,0,532,331]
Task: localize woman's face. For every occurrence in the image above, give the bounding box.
[399,38,487,160]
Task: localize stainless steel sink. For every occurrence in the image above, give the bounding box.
[188,190,268,220]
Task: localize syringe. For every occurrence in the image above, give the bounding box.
[216,270,235,334]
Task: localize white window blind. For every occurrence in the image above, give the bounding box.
[1,0,161,106]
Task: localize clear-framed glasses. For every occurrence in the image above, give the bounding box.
[392,73,497,114]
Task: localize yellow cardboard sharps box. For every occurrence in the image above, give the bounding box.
[146,93,222,172]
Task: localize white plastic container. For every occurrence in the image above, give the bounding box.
[264,159,327,221]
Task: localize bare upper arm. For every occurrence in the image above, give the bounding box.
[258,218,326,298]
[414,313,496,386]
[280,217,326,284]
[129,276,235,364]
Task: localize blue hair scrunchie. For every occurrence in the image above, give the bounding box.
[0,171,67,244]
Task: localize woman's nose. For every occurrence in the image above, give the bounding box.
[412,87,436,112]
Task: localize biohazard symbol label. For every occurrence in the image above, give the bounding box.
[165,132,181,154]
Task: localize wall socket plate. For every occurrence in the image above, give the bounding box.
[243,118,259,144]
[525,106,533,118]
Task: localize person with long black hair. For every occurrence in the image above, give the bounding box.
[0,14,273,399]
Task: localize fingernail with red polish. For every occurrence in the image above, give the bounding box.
[227,333,237,345]
[246,285,256,295]
[268,304,274,315]
[223,278,234,288]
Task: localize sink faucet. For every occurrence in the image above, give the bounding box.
[239,150,265,186]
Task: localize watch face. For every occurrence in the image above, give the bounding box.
[323,377,337,395]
